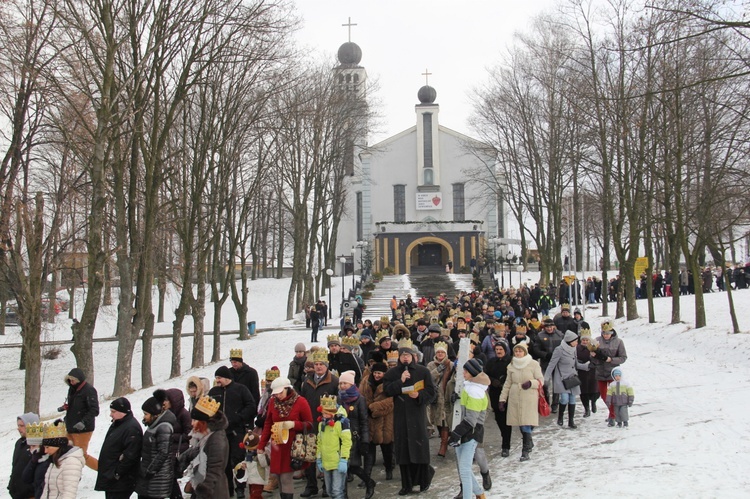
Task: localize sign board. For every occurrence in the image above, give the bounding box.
[416,192,442,210]
[563,275,577,285]
[634,257,649,279]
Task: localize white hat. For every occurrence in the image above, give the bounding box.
[339,370,356,385]
[270,376,292,395]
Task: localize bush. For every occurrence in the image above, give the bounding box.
[43,347,62,360]
[372,271,383,281]
[459,266,471,274]
[382,267,396,275]
[361,291,372,299]
[364,282,376,291]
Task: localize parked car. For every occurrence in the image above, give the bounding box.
[4,305,18,325]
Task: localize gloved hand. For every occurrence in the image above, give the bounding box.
[359,441,369,455]
[521,381,532,390]
[73,422,85,431]
[448,432,461,447]
[337,458,348,474]
[316,458,323,473]
[450,392,460,403]
[57,405,68,412]
[497,401,506,412]
[280,420,295,430]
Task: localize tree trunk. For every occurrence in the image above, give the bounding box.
[141,313,155,387]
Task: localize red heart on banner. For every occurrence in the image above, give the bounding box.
[432,196,440,206]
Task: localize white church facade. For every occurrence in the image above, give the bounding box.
[333,37,506,274]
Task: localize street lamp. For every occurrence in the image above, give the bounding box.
[339,257,347,317]
[325,268,333,320]
[351,246,356,291]
[507,252,513,287]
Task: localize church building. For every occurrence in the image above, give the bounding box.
[334,34,505,275]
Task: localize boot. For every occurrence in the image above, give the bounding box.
[280,494,294,499]
[300,487,319,498]
[520,432,531,461]
[365,479,376,499]
[501,448,509,458]
[453,485,463,499]
[568,404,577,429]
[557,403,565,426]
[476,495,487,499]
[235,485,246,499]
[438,427,450,457]
[481,471,492,491]
[385,468,393,480]
[263,474,279,493]
[582,398,591,418]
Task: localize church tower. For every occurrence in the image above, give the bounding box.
[415,75,441,192]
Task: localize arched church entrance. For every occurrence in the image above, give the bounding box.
[405,237,453,274]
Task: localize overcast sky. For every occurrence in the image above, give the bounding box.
[293,0,560,144]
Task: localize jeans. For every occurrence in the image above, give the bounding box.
[560,392,576,405]
[455,439,482,499]
[520,425,533,434]
[323,469,346,499]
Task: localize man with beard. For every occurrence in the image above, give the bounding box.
[383,339,437,495]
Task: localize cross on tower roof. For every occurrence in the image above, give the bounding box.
[342,17,357,42]
[422,68,432,86]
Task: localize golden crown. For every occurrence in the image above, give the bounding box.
[405,316,414,326]
[579,327,592,337]
[464,313,472,320]
[430,315,439,324]
[342,336,359,348]
[230,348,243,359]
[271,422,290,444]
[43,422,67,440]
[326,334,340,344]
[265,367,281,381]
[398,338,413,350]
[380,316,389,324]
[469,333,480,344]
[376,330,389,341]
[476,321,486,330]
[386,350,399,362]
[601,321,614,332]
[194,395,221,418]
[320,394,338,412]
[434,341,448,353]
[311,348,329,363]
[26,422,45,440]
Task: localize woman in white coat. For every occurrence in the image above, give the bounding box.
[41,422,85,499]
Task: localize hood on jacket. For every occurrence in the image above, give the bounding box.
[207,411,229,433]
[186,376,210,399]
[166,388,186,413]
[65,367,86,384]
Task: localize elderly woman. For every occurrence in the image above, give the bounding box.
[545,331,589,429]
[576,328,599,417]
[427,341,453,457]
[499,343,544,462]
[257,377,313,499]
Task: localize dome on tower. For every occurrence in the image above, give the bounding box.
[417,85,437,104]
[338,42,362,65]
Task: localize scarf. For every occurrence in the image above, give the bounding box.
[275,389,299,418]
[189,431,212,489]
[511,354,532,369]
[338,385,360,404]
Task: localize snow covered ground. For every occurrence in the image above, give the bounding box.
[1,276,749,497]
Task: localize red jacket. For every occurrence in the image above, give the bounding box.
[258,392,313,474]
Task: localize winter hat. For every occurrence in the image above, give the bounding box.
[378,334,392,344]
[339,370,356,385]
[18,412,40,426]
[428,324,442,334]
[463,358,484,377]
[270,377,293,395]
[564,330,579,345]
[612,368,623,379]
[243,432,260,451]
[371,362,388,374]
[513,343,529,355]
[142,389,168,416]
[64,367,86,385]
[574,308,582,316]
[110,397,132,415]
[215,366,233,380]
[360,330,373,340]
[370,350,385,363]
[294,342,307,353]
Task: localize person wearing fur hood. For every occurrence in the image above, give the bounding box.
[448,358,490,499]
[545,330,590,429]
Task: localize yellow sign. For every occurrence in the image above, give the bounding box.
[634,257,649,279]
[563,275,577,285]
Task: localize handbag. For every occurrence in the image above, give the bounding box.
[556,355,582,390]
[537,384,551,417]
[290,422,317,463]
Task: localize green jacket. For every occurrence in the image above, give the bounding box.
[316,406,352,471]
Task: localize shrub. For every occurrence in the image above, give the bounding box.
[43,347,62,360]
[382,267,396,275]
[372,271,383,281]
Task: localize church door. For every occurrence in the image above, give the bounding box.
[418,243,443,267]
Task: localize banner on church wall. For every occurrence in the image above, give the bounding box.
[416,192,442,210]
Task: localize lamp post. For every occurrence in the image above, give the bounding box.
[351,246,356,291]
[507,252,514,287]
[339,257,347,317]
[325,268,333,320]
[499,250,505,288]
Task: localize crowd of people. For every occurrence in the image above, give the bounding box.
[9,285,639,499]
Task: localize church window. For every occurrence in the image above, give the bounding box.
[394,185,406,222]
[346,74,351,82]
[453,183,465,221]
[353,74,359,83]
[423,113,433,169]
[424,168,433,186]
[356,192,363,241]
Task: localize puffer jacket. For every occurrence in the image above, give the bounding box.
[607,375,635,408]
[316,406,352,471]
[453,373,490,444]
[339,390,368,463]
[63,368,99,434]
[166,388,191,455]
[41,446,85,499]
[591,332,627,381]
[359,376,393,445]
[135,410,176,498]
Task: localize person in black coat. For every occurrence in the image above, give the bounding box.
[327,336,362,384]
[9,412,39,499]
[338,370,375,499]
[94,397,143,498]
[21,449,51,499]
[484,344,512,457]
[164,389,190,499]
[229,350,261,418]
[383,341,437,495]
[135,394,177,499]
[60,367,99,464]
[209,366,256,499]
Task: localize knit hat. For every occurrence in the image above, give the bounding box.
[464,358,484,377]
[574,307,582,316]
[564,330,579,344]
[612,368,622,379]
[428,324,441,334]
[243,432,260,451]
[18,412,40,426]
[215,366,233,380]
[110,397,132,415]
[294,342,307,353]
[339,370,356,385]
[513,342,529,355]
[142,389,168,416]
[270,377,292,395]
[371,362,388,373]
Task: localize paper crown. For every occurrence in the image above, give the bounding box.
[397,338,413,350]
[26,422,45,442]
[380,316,390,324]
[579,327,592,338]
[320,394,338,412]
[386,351,399,363]
[271,422,290,444]
[326,334,341,345]
[342,336,359,348]
[43,422,67,440]
[230,348,243,360]
[194,396,221,418]
[376,330,390,341]
[311,348,329,363]
[601,321,614,332]
[430,315,439,324]
[265,366,281,381]
[476,321,486,330]
[435,341,448,353]
[469,333,480,344]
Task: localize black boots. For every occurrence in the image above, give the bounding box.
[568,404,577,428]
[520,432,532,461]
[501,448,510,457]
[583,398,591,417]
[365,479,376,499]
[453,485,463,499]
[385,468,393,480]
[281,494,294,499]
[481,471,492,490]
[557,403,566,426]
